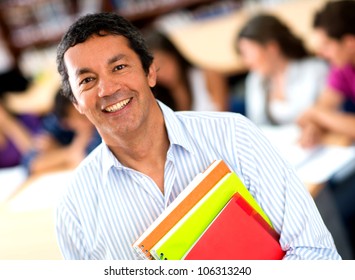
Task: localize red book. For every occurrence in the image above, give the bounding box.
[184,193,285,260]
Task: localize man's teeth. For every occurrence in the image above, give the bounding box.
[105,98,130,112]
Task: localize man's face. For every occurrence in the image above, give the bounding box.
[63,34,157,142]
[313,28,354,67]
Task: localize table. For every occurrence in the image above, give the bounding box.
[260,124,355,196]
[0,170,72,259]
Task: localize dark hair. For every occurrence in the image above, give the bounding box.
[53,90,72,119]
[143,29,192,110]
[313,0,355,40]
[237,14,308,59]
[0,66,30,99]
[144,29,191,71]
[56,12,154,103]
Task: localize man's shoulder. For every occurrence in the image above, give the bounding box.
[70,143,106,181]
[160,99,248,125]
[175,110,244,122]
[174,110,251,130]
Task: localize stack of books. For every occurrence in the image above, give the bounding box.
[132,160,285,260]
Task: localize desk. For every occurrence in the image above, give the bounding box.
[166,0,328,74]
[0,170,71,259]
[260,125,355,196]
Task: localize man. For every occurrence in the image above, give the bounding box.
[55,12,340,260]
[298,0,355,147]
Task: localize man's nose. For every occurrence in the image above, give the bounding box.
[98,75,121,97]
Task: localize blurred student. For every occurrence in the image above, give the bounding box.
[0,103,40,168]
[297,0,355,256]
[0,27,41,168]
[144,29,229,111]
[298,0,355,148]
[237,14,329,126]
[25,92,101,174]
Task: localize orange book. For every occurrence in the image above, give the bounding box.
[184,193,285,260]
[132,160,230,259]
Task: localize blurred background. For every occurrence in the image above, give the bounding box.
[1,0,355,260]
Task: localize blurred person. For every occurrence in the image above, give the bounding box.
[54,12,340,260]
[0,102,41,168]
[144,29,229,111]
[25,92,101,174]
[0,20,29,96]
[297,0,355,257]
[237,14,329,126]
[298,0,355,148]
[237,13,354,259]
[0,27,41,168]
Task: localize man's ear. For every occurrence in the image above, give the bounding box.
[147,62,157,88]
[73,101,84,114]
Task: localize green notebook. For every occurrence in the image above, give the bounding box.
[150,171,272,260]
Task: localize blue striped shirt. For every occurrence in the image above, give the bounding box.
[55,102,341,260]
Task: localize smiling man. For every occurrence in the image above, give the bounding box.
[55,12,340,260]
[62,32,167,192]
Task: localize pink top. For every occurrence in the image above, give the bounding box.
[328,64,355,102]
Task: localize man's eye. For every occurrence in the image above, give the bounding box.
[114,64,126,71]
[79,77,94,85]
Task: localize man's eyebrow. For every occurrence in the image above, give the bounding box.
[74,54,127,77]
[107,54,126,65]
[76,68,92,77]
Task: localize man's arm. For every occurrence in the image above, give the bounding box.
[233,116,341,259]
[56,197,90,260]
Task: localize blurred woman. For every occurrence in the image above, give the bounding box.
[145,29,229,111]
[237,14,329,125]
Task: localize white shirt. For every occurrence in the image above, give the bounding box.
[246,58,329,125]
[56,101,340,260]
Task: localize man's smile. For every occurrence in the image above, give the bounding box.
[103,97,132,113]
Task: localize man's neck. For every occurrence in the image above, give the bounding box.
[106,106,170,193]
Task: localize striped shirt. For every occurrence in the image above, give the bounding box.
[55,101,341,260]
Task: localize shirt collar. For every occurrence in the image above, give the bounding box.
[100,100,195,178]
[158,101,195,155]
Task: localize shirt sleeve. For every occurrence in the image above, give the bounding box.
[233,116,341,259]
[56,195,91,260]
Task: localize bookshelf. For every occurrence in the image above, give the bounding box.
[104,0,219,27]
[0,0,235,65]
[0,0,81,50]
